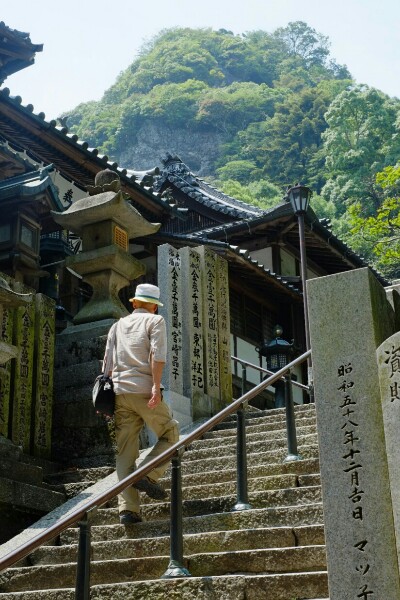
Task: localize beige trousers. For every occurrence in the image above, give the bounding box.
[114,392,179,513]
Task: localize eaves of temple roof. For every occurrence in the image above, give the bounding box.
[145,230,302,302]
[0,164,63,211]
[160,201,389,287]
[154,155,263,220]
[0,88,180,221]
[0,22,43,83]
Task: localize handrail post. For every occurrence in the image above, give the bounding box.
[75,506,97,600]
[283,371,302,462]
[162,449,191,578]
[233,363,252,511]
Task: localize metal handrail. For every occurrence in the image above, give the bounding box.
[0,349,311,575]
[231,355,310,392]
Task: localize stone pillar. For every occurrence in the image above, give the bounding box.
[33,293,55,458]
[385,284,400,332]
[216,254,232,407]
[0,303,14,437]
[158,244,183,395]
[197,247,220,411]
[12,283,35,452]
[180,247,209,420]
[377,331,400,567]
[158,244,190,428]
[307,268,399,599]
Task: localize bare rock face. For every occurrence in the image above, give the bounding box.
[118,122,226,176]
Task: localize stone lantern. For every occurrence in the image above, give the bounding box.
[51,170,161,325]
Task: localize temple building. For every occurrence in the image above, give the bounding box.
[0,19,393,549]
[0,73,388,402]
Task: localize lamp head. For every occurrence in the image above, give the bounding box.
[287,183,312,215]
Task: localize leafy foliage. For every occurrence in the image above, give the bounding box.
[347,166,400,278]
[66,23,350,164]
[321,85,400,213]
[63,23,400,279]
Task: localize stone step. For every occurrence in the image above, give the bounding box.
[44,466,114,485]
[0,402,324,599]
[103,472,321,510]
[213,411,316,432]
[61,503,324,544]
[221,403,315,421]
[195,423,317,448]
[0,571,329,599]
[163,472,321,501]
[216,404,316,426]
[177,444,319,475]
[183,432,318,462]
[0,545,327,592]
[0,458,44,487]
[30,523,325,565]
[91,485,323,524]
[0,478,65,514]
[61,481,97,499]
[46,458,321,500]
[161,457,320,488]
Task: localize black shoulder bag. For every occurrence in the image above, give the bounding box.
[92,324,117,417]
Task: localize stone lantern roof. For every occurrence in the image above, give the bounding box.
[51,169,161,238]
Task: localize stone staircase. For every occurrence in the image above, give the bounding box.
[0,403,329,599]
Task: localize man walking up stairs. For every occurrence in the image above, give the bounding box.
[0,404,329,599]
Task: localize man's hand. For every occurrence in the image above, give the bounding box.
[148,386,162,409]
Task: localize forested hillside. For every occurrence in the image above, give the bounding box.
[65,23,400,278]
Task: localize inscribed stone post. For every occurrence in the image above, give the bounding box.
[0,303,13,437]
[180,247,209,420]
[197,247,220,412]
[307,268,399,600]
[216,254,232,407]
[158,244,190,427]
[33,294,56,458]
[12,283,35,452]
[377,331,400,567]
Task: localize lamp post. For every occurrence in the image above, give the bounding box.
[287,183,313,391]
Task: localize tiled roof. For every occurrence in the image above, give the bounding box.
[175,200,389,286]
[0,22,43,83]
[153,231,302,300]
[154,155,263,219]
[0,164,63,210]
[0,88,180,220]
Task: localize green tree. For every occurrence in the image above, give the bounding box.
[236,83,348,190]
[347,165,400,278]
[216,159,261,183]
[321,85,400,214]
[217,178,281,209]
[65,24,354,184]
[196,82,284,134]
[273,21,330,67]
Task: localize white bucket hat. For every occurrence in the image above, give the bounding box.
[129,283,163,306]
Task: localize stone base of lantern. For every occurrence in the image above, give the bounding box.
[66,245,145,325]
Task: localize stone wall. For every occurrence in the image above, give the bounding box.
[52,321,116,467]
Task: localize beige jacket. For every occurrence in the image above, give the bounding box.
[103,309,167,395]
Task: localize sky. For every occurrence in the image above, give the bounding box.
[2,0,400,120]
